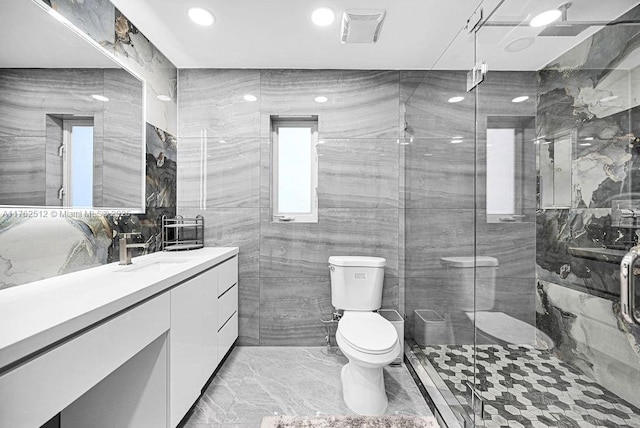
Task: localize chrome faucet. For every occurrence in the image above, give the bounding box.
[118,232,148,265]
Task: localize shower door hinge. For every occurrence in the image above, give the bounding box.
[467,61,488,91]
[466,7,483,33]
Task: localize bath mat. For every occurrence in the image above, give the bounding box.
[260,414,439,428]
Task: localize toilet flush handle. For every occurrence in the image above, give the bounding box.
[328,265,335,272]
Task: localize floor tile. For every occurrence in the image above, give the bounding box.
[419,344,640,427]
[183,346,432,427]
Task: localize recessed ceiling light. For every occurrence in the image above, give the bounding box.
[188,7,215,26]
[91,94,109,102]
[451,139,463,144]
[512,96,529,103]
[157,94,172,102]
[579,143,592,146]
[243,94,257,102]
[542,141,552,145]
[448,96,465,103]
[311,7,335,27]
[314,96,328,103]
[530,9,562,28]
[505,37,535,53]
[583,137,594,141]
[599,95,618,103]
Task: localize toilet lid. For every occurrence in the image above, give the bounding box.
[339,312,398,355]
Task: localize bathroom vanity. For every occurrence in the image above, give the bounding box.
[0,247,238,428]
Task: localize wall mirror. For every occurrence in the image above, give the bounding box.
[0,0,145,212]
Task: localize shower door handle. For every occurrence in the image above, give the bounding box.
[620,245,640,324]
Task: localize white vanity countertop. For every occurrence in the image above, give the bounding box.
[0,247,238,371]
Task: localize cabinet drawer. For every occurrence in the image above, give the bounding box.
[218,284,238,330]
[218,256,238,296]
[218,312,238,361]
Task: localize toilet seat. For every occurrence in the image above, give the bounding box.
[338,312,398,355]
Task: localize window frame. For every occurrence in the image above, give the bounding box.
[271,117,319,223]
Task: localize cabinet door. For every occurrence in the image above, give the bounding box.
[169,274,206,428]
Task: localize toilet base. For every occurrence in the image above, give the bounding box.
[341,361,388,416]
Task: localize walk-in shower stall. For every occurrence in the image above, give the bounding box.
[404,1,640,426]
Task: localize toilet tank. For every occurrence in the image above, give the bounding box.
[329,256,386,310]
[439,256,498,311]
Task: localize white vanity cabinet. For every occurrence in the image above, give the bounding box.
[0,247,239,428]
[169,255,238,427]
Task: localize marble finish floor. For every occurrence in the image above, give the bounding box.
[182,346,433,428]
[423,344,640,428]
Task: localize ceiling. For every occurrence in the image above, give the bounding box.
[110,0,640,71]
[1,0,117,68]
[5,0,638,71]
[109,0,485,70]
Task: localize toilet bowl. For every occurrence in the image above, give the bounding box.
[329,256,400,416]
[336,311,401,415]
[467,311,555,350]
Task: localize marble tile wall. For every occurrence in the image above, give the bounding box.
[178,69,404,346]
[534,4,640,409]
[404,70,538,345]
[0,3,177,288]
[179,68,538,347]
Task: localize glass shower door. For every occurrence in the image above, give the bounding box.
[474,1,640,426]
[403,13,481,426]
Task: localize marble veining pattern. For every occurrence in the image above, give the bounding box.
[183,347,433,428]
[146,124,177,208]
[260,70,401,139]
[260,208,399,279]
[317,139,399,209]
[0,216,113,290]
[49,0,115,49]
[536,280,640,410]
[178,69,261,139]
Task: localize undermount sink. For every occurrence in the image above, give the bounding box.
[116,258,189,272]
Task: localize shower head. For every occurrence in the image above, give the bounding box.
[537,2,590,37]
[537,23,590,37]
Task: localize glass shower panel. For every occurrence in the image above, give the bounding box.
[403,16,479,426]
[475,0,640,426]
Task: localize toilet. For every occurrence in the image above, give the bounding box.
[439,256,554,349]
[329,256,401,416]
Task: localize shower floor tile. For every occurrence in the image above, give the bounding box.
[422,344,640,428]
[182,346,433,427]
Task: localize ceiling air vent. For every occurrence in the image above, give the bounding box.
[341,10,386,44]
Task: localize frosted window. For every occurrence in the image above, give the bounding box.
[278,127,312,213]
[272,118,318,223]
[487,128,515,215]
[70,125,94,207]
